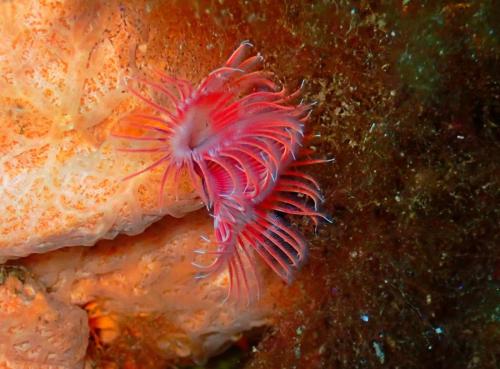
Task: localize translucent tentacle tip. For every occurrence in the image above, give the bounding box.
[313,215,334,238]
[241,40,254,47]
[194,272,210,280]
[191,261,215,269]
[323,214,335,224]
[199,234,211,243]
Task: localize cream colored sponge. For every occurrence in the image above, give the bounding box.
[0,1,202,262]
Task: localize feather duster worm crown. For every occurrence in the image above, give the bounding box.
[115,42,331,301]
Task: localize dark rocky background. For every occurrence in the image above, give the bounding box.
[114,1,499,368]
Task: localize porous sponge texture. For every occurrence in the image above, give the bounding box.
[0,267,88,369]
[0,0,202,262]
[22,210,276,364]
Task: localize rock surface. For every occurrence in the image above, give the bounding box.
[21,210,278,367]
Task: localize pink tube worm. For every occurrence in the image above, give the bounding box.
[197,157,332,301]
[115,42,331,301]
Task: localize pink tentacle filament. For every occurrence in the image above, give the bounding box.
[115,41,331,303]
